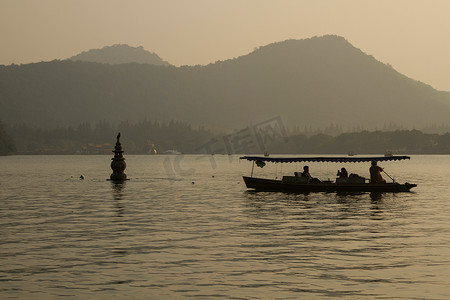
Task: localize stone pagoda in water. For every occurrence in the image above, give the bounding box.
[110,132,127,181]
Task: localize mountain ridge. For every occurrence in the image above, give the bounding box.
[1,35,450,131]
[69,44,171,66]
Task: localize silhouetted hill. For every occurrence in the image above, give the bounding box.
[69,44,171,66]
[1,35,450,130]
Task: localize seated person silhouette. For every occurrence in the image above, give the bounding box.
[337,167,348,178]
[300,165,321,183]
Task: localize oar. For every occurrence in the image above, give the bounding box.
[382,169,396,183]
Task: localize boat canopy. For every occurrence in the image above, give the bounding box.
[240,156,410,163]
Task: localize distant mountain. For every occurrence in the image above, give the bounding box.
[1,35,450,130]
[69,44,171,66]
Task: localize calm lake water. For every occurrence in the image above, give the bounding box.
[1,154,450,299]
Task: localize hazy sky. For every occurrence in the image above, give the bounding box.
[1,0,450,91]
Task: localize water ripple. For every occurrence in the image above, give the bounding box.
[1,155,450,299]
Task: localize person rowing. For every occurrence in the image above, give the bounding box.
[369,161,386,183]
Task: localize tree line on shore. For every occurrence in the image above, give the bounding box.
[4,120,213,155]
[265,130,450,154]
[0,121,16,155]
[2,120,450,155]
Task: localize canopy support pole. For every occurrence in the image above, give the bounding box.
[251,161,255,177]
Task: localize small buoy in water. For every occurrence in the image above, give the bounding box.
[212,175,215,178]
[80,175,85,180]
[191,181,195,184]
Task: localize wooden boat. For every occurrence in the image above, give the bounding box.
[240,155,417,193]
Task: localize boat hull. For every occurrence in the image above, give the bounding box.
[243,176,416,193]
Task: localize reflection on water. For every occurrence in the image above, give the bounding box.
[111,181,126,199]
[111,181,126,217]
[0,155,449,299]
[369,192,383,202]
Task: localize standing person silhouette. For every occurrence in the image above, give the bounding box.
[370,161,386,183]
